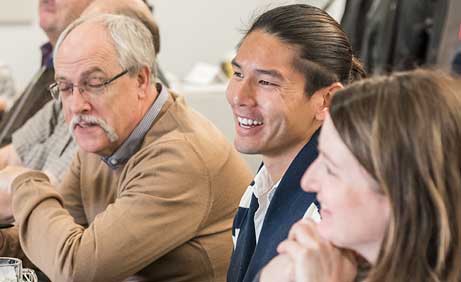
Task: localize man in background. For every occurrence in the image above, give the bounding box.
[0,0,95,147]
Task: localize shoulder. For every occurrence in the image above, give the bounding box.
[141,93,246,176]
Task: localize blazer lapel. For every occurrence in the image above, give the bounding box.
[242,130,320,282]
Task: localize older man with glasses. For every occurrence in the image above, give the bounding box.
[0,13,252,282]
[0,0,166,185]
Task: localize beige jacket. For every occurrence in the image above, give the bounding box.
[4,93,252,282]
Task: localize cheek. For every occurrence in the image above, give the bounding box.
[259,96,283,119]
[225,83,234,104]
[322,180,357,212]
[364,194,390,237]
[319,188,390,248]
[63,105,73,124]
[317,182,364,235]
[105,100,136,131]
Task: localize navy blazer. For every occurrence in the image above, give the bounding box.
[227,130,320,282]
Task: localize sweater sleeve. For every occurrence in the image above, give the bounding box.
[57,151,88,226]
[11,140,211,282]
[0,152,84,273]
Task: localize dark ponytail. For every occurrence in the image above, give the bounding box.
[350,55,367,82]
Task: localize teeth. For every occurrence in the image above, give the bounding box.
[237,116,263,126]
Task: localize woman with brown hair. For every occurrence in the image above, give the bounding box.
[259,69,461,282]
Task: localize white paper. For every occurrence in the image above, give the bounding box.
[303,203,321,223]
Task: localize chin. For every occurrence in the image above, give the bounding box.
[317,221,341,244]
[78,144,106,155]
[75,138,109,155]
[234,138,264,155]
[73,127,113,154]
[234,143,260,155]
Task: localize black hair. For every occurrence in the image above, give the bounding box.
[246,4,366,95]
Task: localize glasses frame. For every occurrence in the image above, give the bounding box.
[48,69,129,101]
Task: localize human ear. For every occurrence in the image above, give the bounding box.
[136,66,151,99]
[315,82,343,121]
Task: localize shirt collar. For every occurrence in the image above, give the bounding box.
[253,165,280,200]
[40,42,53,69]
[102,83,169,169]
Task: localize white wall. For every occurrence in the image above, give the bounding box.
[153,0,345,81]
[0,0,45,92]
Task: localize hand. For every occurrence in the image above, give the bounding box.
[277,219,358,282]
[259,254,294,282]
[0,166,33,224]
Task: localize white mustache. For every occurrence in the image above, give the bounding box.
[69,114,119,142]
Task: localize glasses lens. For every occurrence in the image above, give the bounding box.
[85,83,105,95]
[48,83,60,100]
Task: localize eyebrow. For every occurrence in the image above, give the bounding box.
[231,59,285,81]
[231,59,241,69]
[320,150,340,170]
[323,151,340,168]
[55,67,106,81]
[80,67,106,78]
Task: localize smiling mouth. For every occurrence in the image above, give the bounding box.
[237,116,263,128]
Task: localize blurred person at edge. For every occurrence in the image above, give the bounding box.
[226,4,366,282]
[0,62,16,114]
[259,70,461,282]
[0,0,95,147]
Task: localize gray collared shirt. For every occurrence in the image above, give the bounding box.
[102,83,168,169]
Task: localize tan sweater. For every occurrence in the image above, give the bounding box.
[4,93,252,282]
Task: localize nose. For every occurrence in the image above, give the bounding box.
[226,78,256,108]
[300,157,322,193]
[66,87,91,114]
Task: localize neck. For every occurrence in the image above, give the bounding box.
[46,32,58,48]
[262,137,313,183]
[146,84,160,111]
[354,241,381,265]
[262,149,298,184]
[263,125,319,182]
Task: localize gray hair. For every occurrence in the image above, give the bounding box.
[54,13,157,82]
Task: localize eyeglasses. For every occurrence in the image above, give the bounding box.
[48,69,129,101]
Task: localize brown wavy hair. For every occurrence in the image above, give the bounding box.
[330,69,461,282]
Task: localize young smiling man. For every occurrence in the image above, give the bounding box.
[226,5,366,282]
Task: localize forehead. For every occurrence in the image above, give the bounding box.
[57,0,95,11]
[55,21,119,76]
[235,30,300,74]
